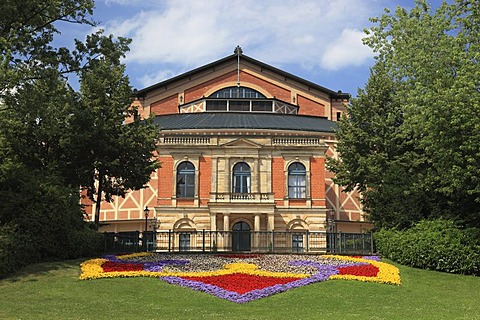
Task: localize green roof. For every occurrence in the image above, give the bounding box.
[154,112,337,133]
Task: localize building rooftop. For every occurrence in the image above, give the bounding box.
[153,112,337,133]
[135,52,350,100]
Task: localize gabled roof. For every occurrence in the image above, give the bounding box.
[135,52,350,100]
[153,112,337,133]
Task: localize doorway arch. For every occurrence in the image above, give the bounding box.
[232,221,251,252]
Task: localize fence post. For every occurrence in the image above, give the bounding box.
[272,231,275,253]
[362,233,366,254]
[168,229,171,252]
[306,231,309,252]
[370,232,374,254]
[202,229,206,252]
[338,232,342,253]
[353,234,356,253]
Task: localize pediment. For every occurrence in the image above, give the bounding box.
[220,138,262,149]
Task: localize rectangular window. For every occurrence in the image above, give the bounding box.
[206,100,227,111]
[229,100,250,111]
[336,112,342,121]
[292,234,304,253]
[184,174,195,197]
[233,175,251,193]
[288,176,306,198]
[252,101,273,112]
[179,233,190,252]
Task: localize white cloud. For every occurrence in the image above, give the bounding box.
[102,0,377,64]
[94,0,389,89]
[137,69,180,88]
[320,28,374,70]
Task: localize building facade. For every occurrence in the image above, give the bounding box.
[87,48,371,252]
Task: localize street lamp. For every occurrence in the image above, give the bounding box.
[144,206,150,232]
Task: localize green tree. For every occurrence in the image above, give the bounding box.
[71,45,159,230]
[330,0,480,228]
[328,61,429,229]
[0,0,160,275]
[0,0,95,98]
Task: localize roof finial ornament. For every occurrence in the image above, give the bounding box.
[235,45,242,96]
[234,45,243,55]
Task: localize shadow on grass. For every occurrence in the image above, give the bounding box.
[1,258,86,283]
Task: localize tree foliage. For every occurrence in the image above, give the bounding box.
[73,47,160,229]
[329,0,480,229]
[0,0,160,274]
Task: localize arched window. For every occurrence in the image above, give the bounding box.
[288,162,306,198]
[176,161,195,198]
[232,162,251,193]
[209,86,266,99]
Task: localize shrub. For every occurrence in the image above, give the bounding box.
[0,223,40,278]
[375,219,480,275]
[64,227,103,259]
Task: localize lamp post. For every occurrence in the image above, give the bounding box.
[144,206,150,232]
[143,206,150,251]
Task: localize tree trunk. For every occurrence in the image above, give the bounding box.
[94,171,104,230]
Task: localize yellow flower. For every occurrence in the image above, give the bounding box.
[324,255,401,285]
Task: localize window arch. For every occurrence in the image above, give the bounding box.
[176,161,195,198]
[209,86,266,99]
[288,162,306,198]
[232,162,251,193]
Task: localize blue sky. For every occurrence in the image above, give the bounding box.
[59,0,440,97]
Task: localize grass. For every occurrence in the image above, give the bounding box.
[0,257,479,320]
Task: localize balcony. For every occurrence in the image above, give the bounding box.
[210,192,274,203]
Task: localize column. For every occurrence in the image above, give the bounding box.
[254,213,261,251]
[254,214,261,231]
[210,212,217,231]
[267,213,275,231]
[223,213,230,249]
[223,213,230,231]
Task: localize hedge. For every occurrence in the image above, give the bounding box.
[375,219,480,275]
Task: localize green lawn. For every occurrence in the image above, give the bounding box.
[0,258,479,320]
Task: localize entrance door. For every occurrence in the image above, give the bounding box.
[232,222,251,252]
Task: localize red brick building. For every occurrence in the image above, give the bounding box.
[88,48,371,252]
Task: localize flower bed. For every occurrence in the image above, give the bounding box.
[79,253,400,303]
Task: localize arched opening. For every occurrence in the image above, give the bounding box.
[232,221,251,252]
[288,162,306,198]
[232,162,251,194]
[176,161,195,198]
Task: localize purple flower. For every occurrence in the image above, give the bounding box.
[361,255,381,261]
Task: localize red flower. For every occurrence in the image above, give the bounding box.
[180,273,302,294]
[101,261,144,272]
[337,264,379,277]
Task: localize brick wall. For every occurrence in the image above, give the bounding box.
[157,156,173,205]
[297,94,325,117]
[150,94,178,115]
[310,157,326,206]
[272,157,285,205]
[198,156,212,205]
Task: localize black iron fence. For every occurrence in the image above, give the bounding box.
[103,231,375,254]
